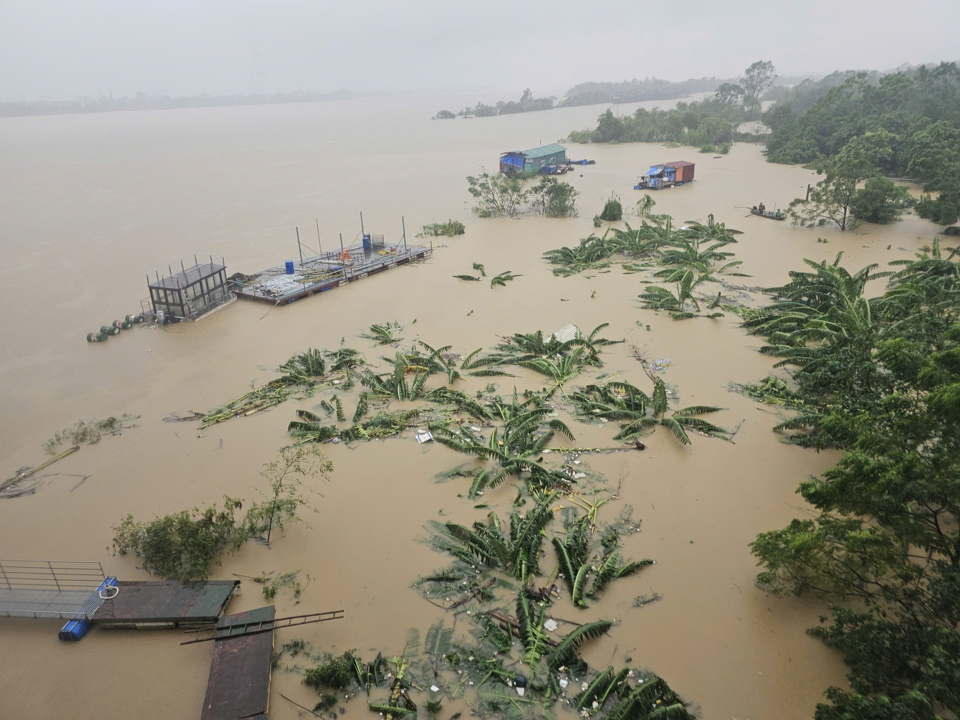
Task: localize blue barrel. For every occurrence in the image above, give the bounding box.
[362,234,371,251]
[285,260,295,275]
[59,577,119,641]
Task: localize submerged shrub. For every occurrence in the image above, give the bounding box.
[420,220,466,237]
[599,197,623,221]
[304,651,358,690]
[112,498,249,582]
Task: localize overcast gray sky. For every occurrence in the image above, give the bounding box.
[1,0,958,102]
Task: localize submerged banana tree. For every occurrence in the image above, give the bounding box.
[430,394,575,492]
[360,322,403,345]
[654,234,746,277]
[201,345,364,432]
[360,354,431,401]
[571,381,650,422]
[413,341,514,384]
[552,516,651,607]
[431,495,555,579]
[458,350,514,378]
[743,255,891,399]
[277,347,327,382]
[287,408,419,443]
[543,233,620,275]
[639,269,719,319]
[682,214,743,245]
[520,347,589,398]
[614,377,726,445]
[606,221,672,258]
[490,323,620,367]
[490,270,522,287]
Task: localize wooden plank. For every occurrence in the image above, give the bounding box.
[201,606,275,720]
[92,580,238,627]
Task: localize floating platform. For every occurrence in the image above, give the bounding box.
[235,238,432,306]
[201,606,275,720]
[92,580,239,629]
[0,560,240,641]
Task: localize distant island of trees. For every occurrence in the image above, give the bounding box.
[433,76,746,120]
[0,88,352,118]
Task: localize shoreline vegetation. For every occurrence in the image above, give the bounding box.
[569,60,960,229]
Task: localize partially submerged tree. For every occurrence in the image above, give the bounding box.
[466,171,528,217]
[599,195,623,222]
[530,176,579,218]
[741,60,778,106]
[849,177,913,224]
[113,446,332,579]
[788,155,876,231]
[247,444,332,544]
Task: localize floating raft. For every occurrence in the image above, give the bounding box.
[235,239,432,306]
[92,580,239,629]
[201,606,275,720]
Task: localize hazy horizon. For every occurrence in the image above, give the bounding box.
[1,0,958,103]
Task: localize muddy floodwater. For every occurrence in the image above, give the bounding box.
[0,93,940,719]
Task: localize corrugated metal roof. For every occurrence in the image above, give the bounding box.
[550,323,579,343]
[664,161,695,168]
[520,143,566,159]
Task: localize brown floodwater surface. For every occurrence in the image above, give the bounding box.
[0,94,939,719]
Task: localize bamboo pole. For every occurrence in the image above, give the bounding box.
[2,445,80,492]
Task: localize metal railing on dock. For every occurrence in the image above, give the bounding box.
[0,559,106,620]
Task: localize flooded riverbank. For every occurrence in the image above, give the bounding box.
[0,93,940,718]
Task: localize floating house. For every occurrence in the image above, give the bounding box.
[146,254,234,323]
[499,143,567,175]
[635,161,695,190]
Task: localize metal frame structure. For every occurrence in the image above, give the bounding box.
[0,559,106,620]
[146,254,231,323]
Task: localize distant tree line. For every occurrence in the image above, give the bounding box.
[567,61,777,149]
[435,88,556,119]
[0,88,353,118]
[434,74,741,120]
[559,75,729,107]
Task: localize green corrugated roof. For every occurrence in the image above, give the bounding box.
[521,143,566,159]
